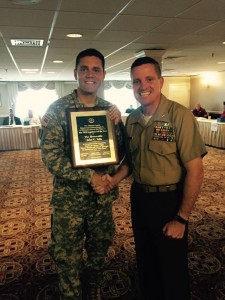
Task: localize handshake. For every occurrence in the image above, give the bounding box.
[91,172,116,195]
[90,162,129,195]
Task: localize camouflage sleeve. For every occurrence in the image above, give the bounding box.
[39,108,95,183]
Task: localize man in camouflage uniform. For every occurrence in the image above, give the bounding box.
[39,49,127,300]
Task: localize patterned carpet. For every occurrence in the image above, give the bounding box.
[0,147,224,300]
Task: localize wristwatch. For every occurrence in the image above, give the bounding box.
[174,214,189,225]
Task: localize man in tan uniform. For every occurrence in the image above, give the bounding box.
[125,57,207,300]
[93,56,207,300]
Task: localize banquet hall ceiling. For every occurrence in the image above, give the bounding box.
[1,0,225,81]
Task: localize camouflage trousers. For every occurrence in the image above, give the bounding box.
[48,199,115,300]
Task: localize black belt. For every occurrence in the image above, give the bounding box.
[135,182,178,193]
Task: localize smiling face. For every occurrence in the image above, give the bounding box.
[74,56,105,97]
[131,63,164,113]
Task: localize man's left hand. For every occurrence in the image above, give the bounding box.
[162,220,186,239]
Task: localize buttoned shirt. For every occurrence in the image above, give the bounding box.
[125,95,207,186]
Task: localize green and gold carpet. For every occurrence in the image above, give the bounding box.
[0,147,224,300]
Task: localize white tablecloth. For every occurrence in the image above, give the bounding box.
[0,125,40,151]
[197,118,225,149]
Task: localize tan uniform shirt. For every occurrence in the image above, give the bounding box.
[125,95,207,186]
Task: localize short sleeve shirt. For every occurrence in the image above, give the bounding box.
[125,95,207,185]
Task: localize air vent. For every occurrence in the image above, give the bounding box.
[9,0,43,4]
[163,69,176,71]
[164,56,185,60]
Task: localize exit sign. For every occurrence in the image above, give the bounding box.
[11,39,44,46]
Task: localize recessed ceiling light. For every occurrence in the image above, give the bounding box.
[53,60,63,64]
[21,68,39,72]
[217,62,225,64]
[47,71,55,74]
[66,33,83,38]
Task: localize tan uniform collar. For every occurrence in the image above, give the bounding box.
[127,94,171,126]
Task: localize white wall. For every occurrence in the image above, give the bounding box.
[190,74,225,113]
[162,77,190,107]
[0,83,9,116]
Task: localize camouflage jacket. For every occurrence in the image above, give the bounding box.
[39,90,126,206]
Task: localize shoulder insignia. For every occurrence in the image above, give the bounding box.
[41,113,51,127]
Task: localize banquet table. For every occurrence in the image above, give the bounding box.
[0,125,40,151]
[196,118,225,149]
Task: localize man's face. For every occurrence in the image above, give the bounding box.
[74,56,105,95]
[131,63,163,107]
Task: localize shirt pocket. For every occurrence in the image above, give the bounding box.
[148,140,177,171]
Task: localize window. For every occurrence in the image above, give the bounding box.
[104,86,138,114]
[15,88,57,121]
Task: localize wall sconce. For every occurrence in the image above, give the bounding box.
[201,73,218,88]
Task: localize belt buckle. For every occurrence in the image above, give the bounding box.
[165,185,170,192]
[158,185,175,192]
[140,183,177,193]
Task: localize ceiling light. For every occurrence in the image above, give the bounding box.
[53,60,63,63]
[21,69,39,72]
[66,33,83,38]
[217,62,225,64]
[9,0,43,4]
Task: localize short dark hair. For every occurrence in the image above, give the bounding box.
[131,56,161,77]
[75,48,105,70]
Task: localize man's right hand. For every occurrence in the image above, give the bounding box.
[91,173,113,194]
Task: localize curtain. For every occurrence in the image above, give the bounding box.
[7,82,19,110]
[6,81,132,112]
[104,81,132,90]
[17,81,55,91]
[55,82,65,98]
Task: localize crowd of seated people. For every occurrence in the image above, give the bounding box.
[192,101,225,119]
